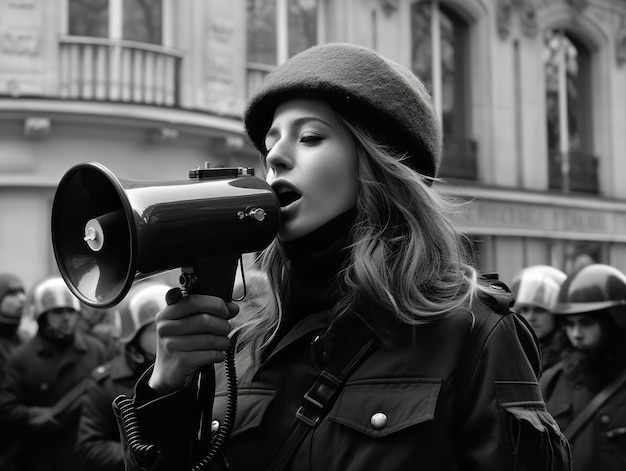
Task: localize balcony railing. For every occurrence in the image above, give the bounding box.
[548,150,599,193]
[59,36,183,107]
[439,136,478,180]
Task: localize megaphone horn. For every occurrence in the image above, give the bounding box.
[51,162,279,308]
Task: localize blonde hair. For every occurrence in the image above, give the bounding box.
[234,116,481,360]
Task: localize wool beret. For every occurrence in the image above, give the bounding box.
[244,42,442,179]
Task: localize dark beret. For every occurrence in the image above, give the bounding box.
[244,42,442,179]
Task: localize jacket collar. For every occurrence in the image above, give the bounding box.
[35,330,89,356]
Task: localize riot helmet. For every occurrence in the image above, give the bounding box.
[511,265,566,311]
[115,283,170,344]
[29,277,81,320]
[552,264,626,329]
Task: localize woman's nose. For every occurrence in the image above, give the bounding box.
[265,140,293,172]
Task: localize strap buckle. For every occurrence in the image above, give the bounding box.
[295,370,340,427]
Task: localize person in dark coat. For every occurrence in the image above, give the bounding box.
[0,273,26,382]
[0,273,27,471]
[540,263,626,471]
[114,43,571,471]
[76,283,170,471]
[0,277,109,471]
[511,265,567,373]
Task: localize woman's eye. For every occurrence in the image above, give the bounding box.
[300,133,322,144]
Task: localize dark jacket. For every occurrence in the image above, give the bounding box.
[540,362,626,471]
[116,282,571,471]
[0,331,108,471]
[77,353,146,471]
[0,324,22,471]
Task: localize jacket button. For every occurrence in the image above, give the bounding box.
[370,413,388,430]
[600,415,611,425]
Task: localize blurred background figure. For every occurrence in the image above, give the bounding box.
[79,303,122,358]
[0,273,26,384]
[540,263,626,471]
[76,282,170,471]
[0,277,109,471]
[0,273,27,471]
[511,264,567,372]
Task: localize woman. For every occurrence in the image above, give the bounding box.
[540,263,626,471]
[114,43,570,471]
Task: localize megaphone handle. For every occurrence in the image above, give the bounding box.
[179,254,240,469]
[181,254,240,301]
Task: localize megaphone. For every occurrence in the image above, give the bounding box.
[51,162,279,308]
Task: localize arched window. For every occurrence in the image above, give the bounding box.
[544,30,597,193]
[411,0,475,180]
[246,0,319,95]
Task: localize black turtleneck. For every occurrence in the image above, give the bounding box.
[279,208,356,331]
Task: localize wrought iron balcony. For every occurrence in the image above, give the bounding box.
[58,36,183,107]
[548,150,599,193]
[439,135,478,180]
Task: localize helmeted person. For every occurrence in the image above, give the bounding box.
[0,273,27,471]
[114,43,570,471]
[540,263,626,471]
[511,265,567,372]
[0,277,109,471]
[76,282,170,471]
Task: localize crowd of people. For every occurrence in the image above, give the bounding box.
[0,43,624,471]
[0,275,170,471]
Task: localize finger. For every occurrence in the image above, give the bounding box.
[161,333,232,353]
[159,295,231,321]
[226,302,240,319]
[166,287,183,305]
[158,313,232,337]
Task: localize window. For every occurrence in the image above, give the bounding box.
[69,0,108,37]
[69,0,163,45]
[247,0,318,67]
[544,30,597,193]
[411,0,475,179]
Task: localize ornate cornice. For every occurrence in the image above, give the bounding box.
[496,0,539,39]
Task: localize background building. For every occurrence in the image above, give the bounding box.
[1,0,626,291]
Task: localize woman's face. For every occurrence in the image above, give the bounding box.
[563,314,603,351]
[264,99,358,241]
[517,306,556,340]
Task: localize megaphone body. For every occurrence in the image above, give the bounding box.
[52,162,280,307]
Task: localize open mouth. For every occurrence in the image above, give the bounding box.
[273,183,302,208]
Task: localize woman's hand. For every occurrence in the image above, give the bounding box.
[148,288,239,394]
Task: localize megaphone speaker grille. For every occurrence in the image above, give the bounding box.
[51,163,136,307]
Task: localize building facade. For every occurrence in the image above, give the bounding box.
[1,0,626,290]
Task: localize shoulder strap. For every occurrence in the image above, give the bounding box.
[564,367,626,442]
[267,334,377,471]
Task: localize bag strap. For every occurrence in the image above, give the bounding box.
[564,367,626,442]
[267,334,377,471]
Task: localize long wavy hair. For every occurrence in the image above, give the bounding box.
[234,113,482,361]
